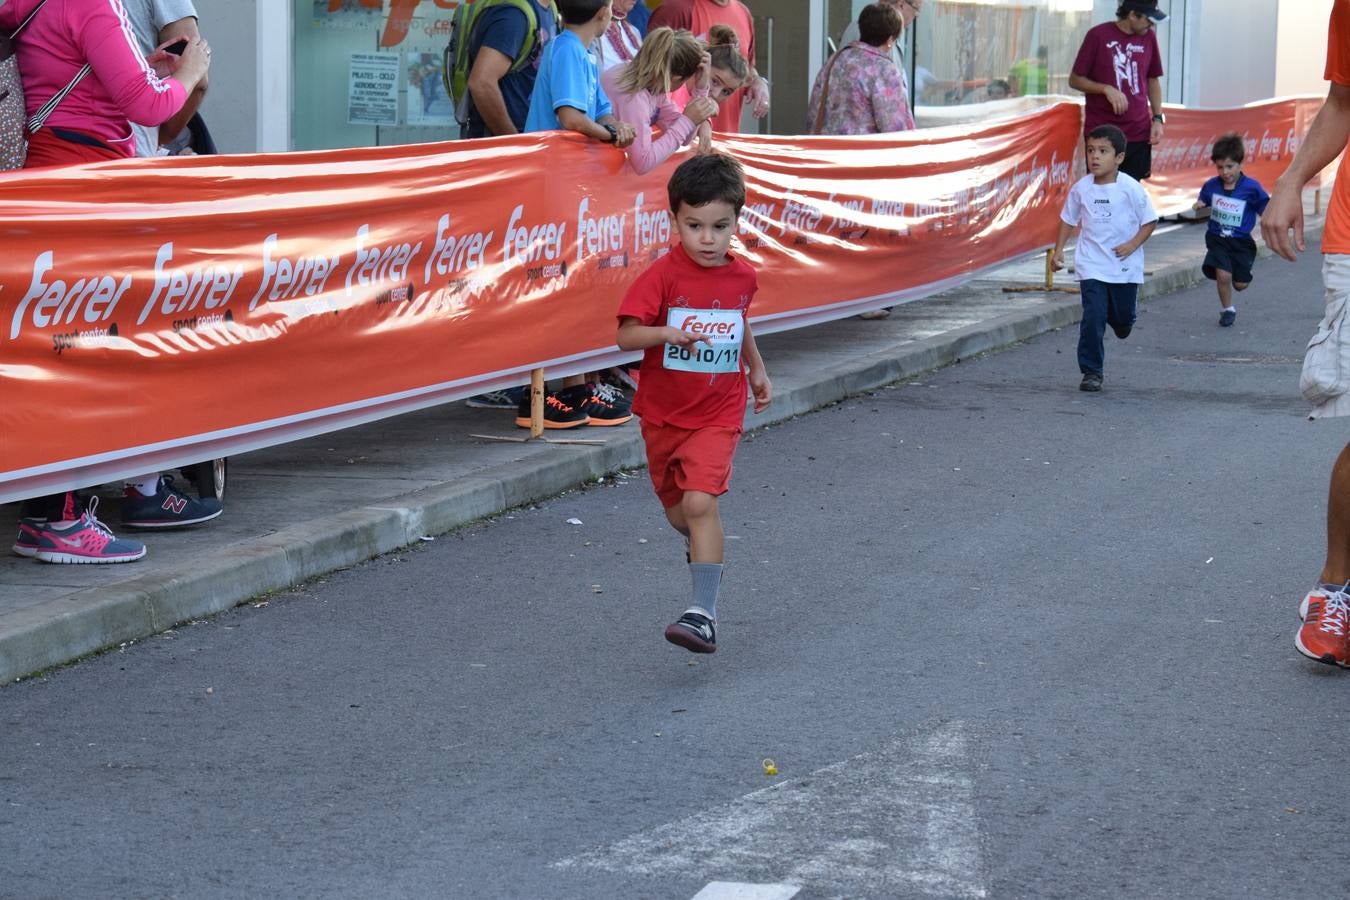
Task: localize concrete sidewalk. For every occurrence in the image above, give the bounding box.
[0,204,1324,684]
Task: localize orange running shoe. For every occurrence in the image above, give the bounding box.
[1296,588,1350,667]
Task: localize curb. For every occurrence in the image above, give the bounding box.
[0,221,1322,684]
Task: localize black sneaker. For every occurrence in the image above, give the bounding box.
[1079,372,1103,392]
[514,389,589,429]
[580,381,633,426]
[664,607,716,653]
[1219,308,1236,327]
[121,475,224,529]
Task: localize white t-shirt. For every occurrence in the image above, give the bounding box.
[123,0,199,157]
[1060,172,1157,284]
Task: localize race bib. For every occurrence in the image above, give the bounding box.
[1212,194,1246,231]
[663,308,743,373]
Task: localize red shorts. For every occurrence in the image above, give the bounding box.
[23,128,126,169]
[641,422,742,509]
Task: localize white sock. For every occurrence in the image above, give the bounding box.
[1224,305,1236,312]
[127,475,161,497]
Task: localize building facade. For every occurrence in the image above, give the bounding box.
[202,0,1333,155]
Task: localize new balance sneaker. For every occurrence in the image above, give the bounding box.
[664,607,716,654]
[580,381,633,426]
[1295,587,1350,667]
[12,518,48,558]
[1219,308,1237,327]
[1080,372,1103,392]
[466,387,527,409]
[33,498,146,564]
[121,475,223,529]
[514,389,589,429]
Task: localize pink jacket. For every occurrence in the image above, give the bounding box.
[601,64,696,176]
[0,0,187,154]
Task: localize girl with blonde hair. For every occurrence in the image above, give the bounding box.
[601,26,747,174]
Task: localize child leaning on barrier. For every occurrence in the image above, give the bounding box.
[615,153,771,654]
[1192,132,1270,328]
[1052,123,1158,393]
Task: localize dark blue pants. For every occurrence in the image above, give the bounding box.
[1078,279,1138,376]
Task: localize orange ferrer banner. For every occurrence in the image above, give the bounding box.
[0,99,1314,502]
[1145,96,1325,214]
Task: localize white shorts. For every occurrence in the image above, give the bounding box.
[1303,254,1350,419]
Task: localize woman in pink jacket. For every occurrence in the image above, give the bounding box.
[0,0,209,167]
[2,0,212,565]
[599,27,725,176]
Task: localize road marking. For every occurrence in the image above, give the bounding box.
[690,882,801,900]
[555,721,986,898]
[1153,223,1184,236]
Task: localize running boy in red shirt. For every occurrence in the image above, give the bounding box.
[616,153,771,653]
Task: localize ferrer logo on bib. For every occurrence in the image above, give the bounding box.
[664,308,743,374]
[1211,194,1246,234]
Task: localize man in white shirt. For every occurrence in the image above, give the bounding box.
[123,0,208,157]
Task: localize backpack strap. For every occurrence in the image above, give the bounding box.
[502,0,554,75]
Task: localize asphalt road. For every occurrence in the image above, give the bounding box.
[4,249,1349,900]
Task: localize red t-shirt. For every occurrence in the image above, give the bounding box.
[649,0,755,134]
[616,244,758,429]
[1071,21,1163,142]
[1324,0,1350,254]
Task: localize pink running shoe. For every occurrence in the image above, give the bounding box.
[12,519,49,558]
[33,498,146,565]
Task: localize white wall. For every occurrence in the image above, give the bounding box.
[1275,0,1332,98]
[1182,0,1276,107]
[199,0,260,153]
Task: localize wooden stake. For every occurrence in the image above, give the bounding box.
[1044,247,1054,290]
[529,367,544,439]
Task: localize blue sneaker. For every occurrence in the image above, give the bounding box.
[465,387,527,409]
[1219,308,1236,327]
[121,475,223,529]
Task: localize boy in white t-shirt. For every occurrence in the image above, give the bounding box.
[1052,124,1159,392]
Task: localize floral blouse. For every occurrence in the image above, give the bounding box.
[806,42,914,135]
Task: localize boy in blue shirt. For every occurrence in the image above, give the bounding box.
[1193,132,1270,327]
[525,0,636,145]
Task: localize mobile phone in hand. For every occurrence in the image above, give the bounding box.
[162,38,188,55]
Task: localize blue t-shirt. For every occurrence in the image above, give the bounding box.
[465,0,559,139]
[1198,173,1270,239]
[524,29,613,132]
[627,2,651,36]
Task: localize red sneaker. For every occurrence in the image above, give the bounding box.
[1295,588,1350,667]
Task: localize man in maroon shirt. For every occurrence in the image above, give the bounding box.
[1068,0,1166,181]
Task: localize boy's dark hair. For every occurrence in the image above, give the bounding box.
[857,3,903,47]
[558,0,610,26]
[668,152,747,215]
[1211,132,1245,164]
[1087,124,1127,156]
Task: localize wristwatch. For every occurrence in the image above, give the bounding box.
[1152,113,1165,124]
[601,123,618,143]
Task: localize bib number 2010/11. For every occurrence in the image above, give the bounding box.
[666,343,740,370]
[664,308,744,373]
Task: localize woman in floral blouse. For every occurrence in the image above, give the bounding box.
[806,2,912,135]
